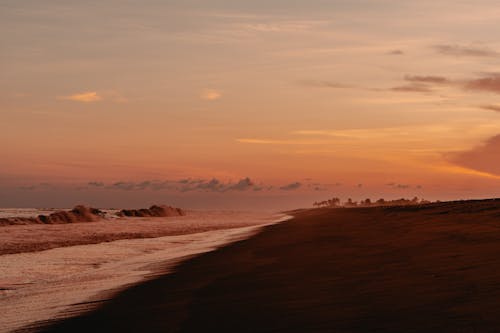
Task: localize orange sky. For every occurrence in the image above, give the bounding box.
[2,1,500,209]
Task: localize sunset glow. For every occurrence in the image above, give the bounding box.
[2,0,500,209]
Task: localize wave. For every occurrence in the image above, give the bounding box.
[0,205,104,226]
[117,205,185,217]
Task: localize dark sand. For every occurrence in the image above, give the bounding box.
[37,199,500,332]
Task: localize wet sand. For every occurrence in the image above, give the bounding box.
[36,199,500,332]
[0,211,281,333]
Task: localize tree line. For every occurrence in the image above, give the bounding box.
[313,197,432,208]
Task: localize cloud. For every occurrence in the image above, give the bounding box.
[391,73,500,95]
[191,178,226,192]
[107,181,157,191]
[279,182,302,191]
[299,80,352,89]
[387,49,404,55]
[59,91,102,103]
[464,74,500,94]
[227,177,255,191]
[201,89,222,101]
[480,105,500,112]
[404,75,450,84]
[446,134,500,176]
[391,84,433,93]
[99,178,263,193]
[433,44,499,57]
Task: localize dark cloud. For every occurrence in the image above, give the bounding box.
[465,74,500,94]
[480,105,500,112]
[18,178,329,194]
[387,49,404,55]
[404,75,450,84]
[102,178,263,193]
[446,134,500,176]
[106,181,156,191]
[433,44,498,57]
[226,177,255,191]
[279,182,302,191]
[191,178,226,192]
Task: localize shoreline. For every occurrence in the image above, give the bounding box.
[0,212,290,333]
[0,210,279,255]
[37,199,500,332]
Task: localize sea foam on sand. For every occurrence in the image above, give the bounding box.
[0,211,291,333]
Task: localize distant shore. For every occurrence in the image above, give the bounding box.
[37,198,500,332]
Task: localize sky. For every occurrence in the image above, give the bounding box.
[1,0,500,209]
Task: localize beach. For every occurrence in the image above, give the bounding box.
[0,210,284,333]
[33,199,500,332]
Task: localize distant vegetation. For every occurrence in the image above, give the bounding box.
[313,197,433,208]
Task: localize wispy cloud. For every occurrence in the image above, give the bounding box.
[201,89,222,101]
[299,80,352,89]
[237,138,330,145]
[386,182,415,189]
[404,75,450,84]
[390,73,500,95]
[279,182,302,191]
[433,44,499,57]
[391,84,433,93]
[242,20,327,33]
[390,75,450,93]
[19,183,55,191]
[387,49,404,55]
[480,105,500,112]
[59,91,102,103]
